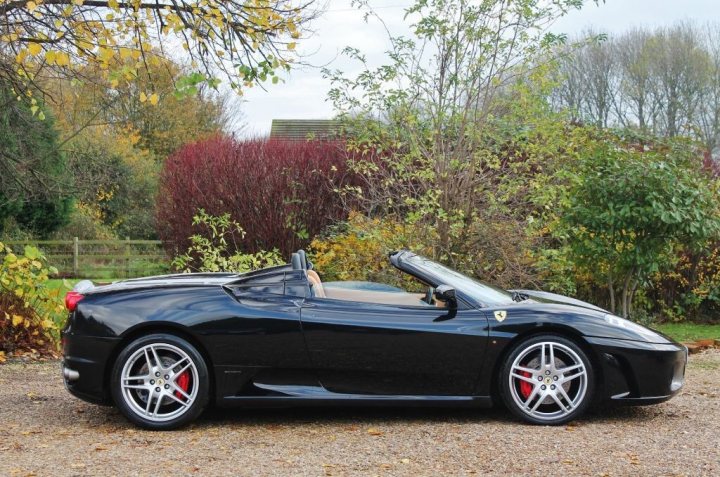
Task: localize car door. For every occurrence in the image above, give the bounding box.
[212,270,317,398]
[300,297,489,396]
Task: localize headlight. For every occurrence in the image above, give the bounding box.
[603,314,664,342]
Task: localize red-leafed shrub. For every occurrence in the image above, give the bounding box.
[156,136,352,257]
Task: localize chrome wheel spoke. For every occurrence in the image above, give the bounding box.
[144,393,154,416]
[123,374,148,382]
[523,386,541,409]
[529,393,546,412]
[172,384,191,401]
[549,392,568,412]
[120,342,199,423]
[152,393,163,416]
[560,369,585,384]
[559,363,583,374]
[557,386,575,410]
[512,364,537,374]
[511,372,537,385]
[172,362,192,380]
[150,346,163,370]
[508,341,588,422]
[166,392,190,407]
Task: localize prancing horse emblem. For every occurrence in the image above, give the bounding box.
[494,310,507,322]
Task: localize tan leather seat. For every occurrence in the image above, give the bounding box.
[306,270,326,298]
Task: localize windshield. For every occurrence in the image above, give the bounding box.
[406,255,514,306]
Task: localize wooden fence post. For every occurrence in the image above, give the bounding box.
[125,237,131,278]
[72,237,79,278]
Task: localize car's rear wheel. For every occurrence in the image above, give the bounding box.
[499,334,594,425]
[111,333,209,430]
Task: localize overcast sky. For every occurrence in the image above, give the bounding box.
[236,0,720,137]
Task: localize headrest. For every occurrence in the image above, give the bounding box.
[297,249,308,270]
[291,253,302,270]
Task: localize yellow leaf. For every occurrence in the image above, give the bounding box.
[149,93,159,106]
[0,351,6,363]
[41,320,54,329]
[55,51,70,66]
[98,47,114,62]
[287,42,297,51]
[45,50,56,64]
[28,42,42,56]
[12,315,23,327]
[15,49,28,64]
[26,1,38,13]
[139,92,147,103]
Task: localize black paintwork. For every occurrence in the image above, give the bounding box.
[61,250,687,410]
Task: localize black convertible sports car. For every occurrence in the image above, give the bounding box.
[61,250,687,430]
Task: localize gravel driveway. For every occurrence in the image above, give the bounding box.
[0,350,718,477]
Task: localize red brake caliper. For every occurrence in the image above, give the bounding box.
[519,371,532,399]
[175,371,190,399]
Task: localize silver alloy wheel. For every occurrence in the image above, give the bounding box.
[120,343,199,423]
[508,341,588,422]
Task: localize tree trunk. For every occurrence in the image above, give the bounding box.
[608,275,616,314]
[621,270,635,318]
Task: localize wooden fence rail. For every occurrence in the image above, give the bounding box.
[5,238,170,279]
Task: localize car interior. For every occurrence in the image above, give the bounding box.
[290,250,446,308]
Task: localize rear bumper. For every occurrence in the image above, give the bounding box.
[586,336,687,405]
[62,331,120,405]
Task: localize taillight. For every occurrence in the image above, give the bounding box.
[65,291,85,312]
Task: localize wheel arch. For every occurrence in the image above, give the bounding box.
[104,323,216,406]
[489,325,605,405]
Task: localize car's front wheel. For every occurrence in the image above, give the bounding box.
[499,334,594,425]
[111,333,209,430]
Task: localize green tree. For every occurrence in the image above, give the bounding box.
[324,0,594,280]
[0,84,72,237]
[557,132,720,318]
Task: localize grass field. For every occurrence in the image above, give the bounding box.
[654,322,720,342]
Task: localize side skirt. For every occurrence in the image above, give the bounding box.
[217,383,493,409]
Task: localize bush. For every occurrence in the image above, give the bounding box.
[0,242,67,359]
[157,137,352,257]
[172,210,284,273]
[309,212,436,289]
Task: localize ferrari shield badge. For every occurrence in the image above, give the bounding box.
[494,310,507,322]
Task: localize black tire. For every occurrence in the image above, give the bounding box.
[499,334,594,425]
[111,333,209,430]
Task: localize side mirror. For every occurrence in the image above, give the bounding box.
[434,284,457,308]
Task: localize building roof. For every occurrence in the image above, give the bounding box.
[270,119,340,140]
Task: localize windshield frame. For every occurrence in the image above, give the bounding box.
[391,251,515,308]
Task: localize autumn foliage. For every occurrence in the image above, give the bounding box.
[156,137,353,257]
[0,243,66,360]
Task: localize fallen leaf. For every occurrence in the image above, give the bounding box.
[367,428,384,436]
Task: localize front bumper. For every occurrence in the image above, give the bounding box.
[586,336,687,405]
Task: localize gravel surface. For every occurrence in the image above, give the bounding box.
[0,350,718,477]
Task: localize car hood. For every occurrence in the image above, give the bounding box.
[501,292,675,344]
[509,289,610,314]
